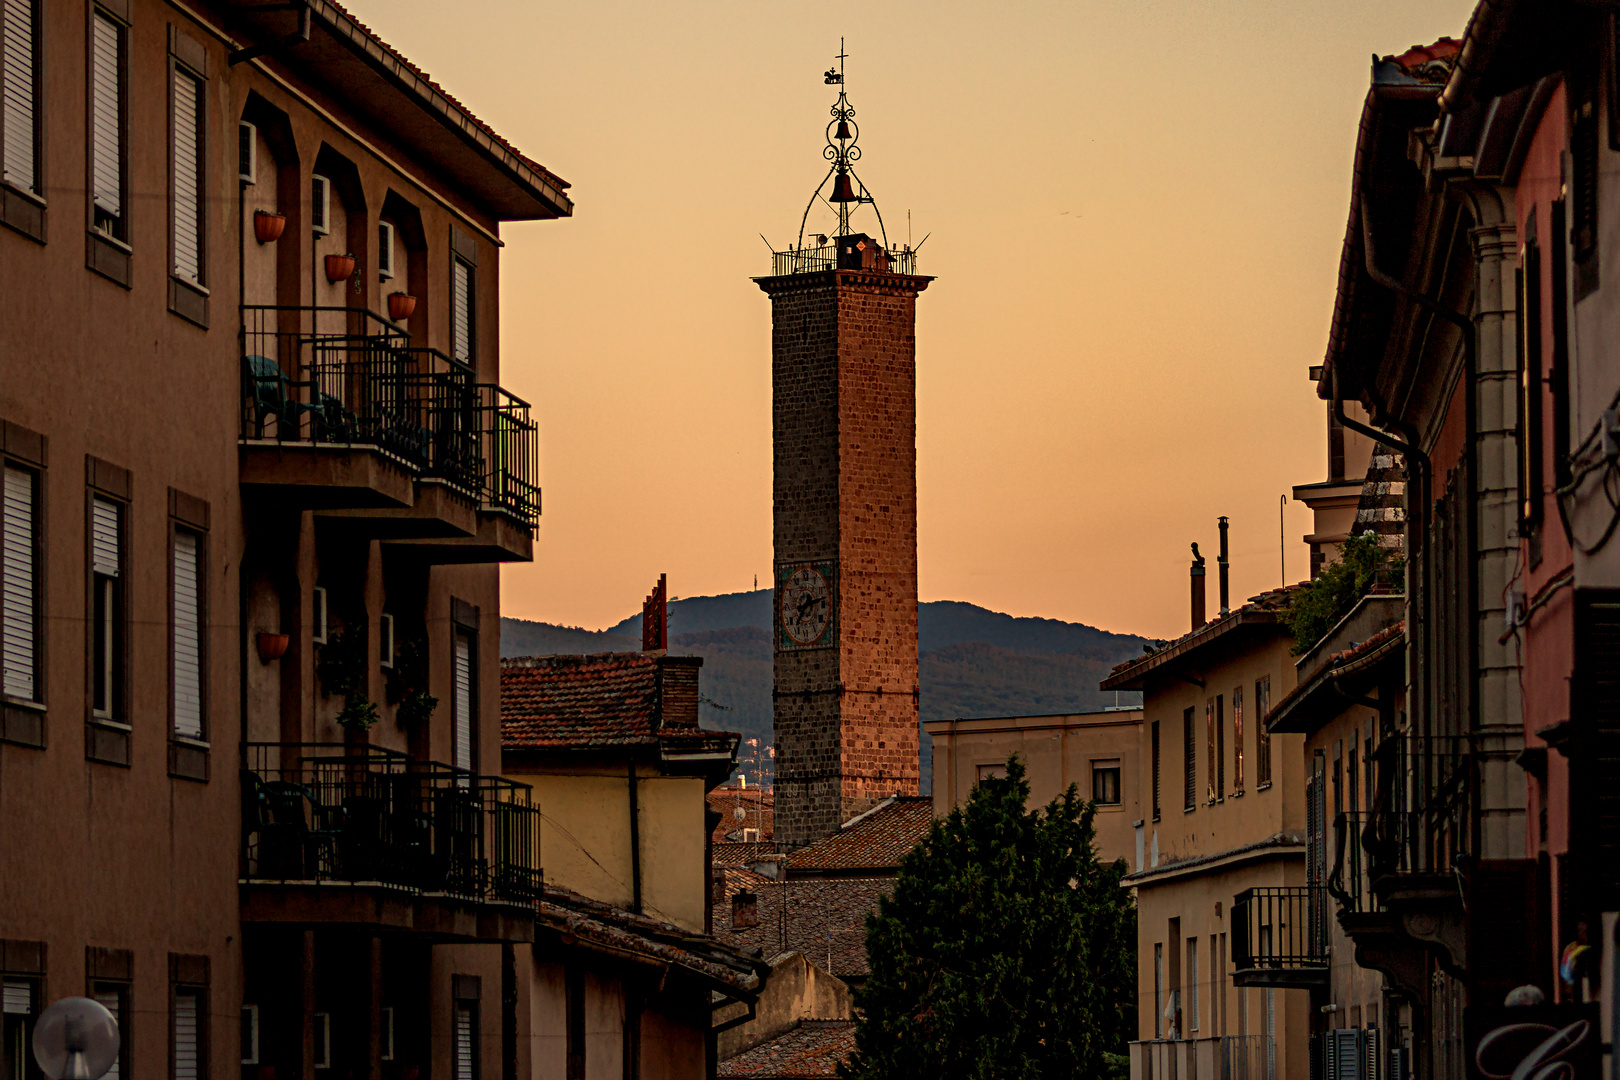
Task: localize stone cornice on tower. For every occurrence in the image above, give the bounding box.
[753,269,934,298]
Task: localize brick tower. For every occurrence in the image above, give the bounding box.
[757,53,930,848]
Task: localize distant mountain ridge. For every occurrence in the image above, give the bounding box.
[501,590,1146,793]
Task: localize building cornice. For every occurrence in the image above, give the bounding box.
[1121,832,1305,887]
[753,269,933,298]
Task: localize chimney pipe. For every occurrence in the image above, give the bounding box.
[1218,517,1231,616]
[1191,543,1207,631]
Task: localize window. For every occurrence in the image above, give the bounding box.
[311,585,327,644]
[741,827,759,843]
[1092,760,1121,805]
[1215,694,1225,800]
[1255,677,1272,787]
[378,613,394,670]
[2,0,40,196]
[565,966,584,1080]
[453,629,475,773]
[451,257,475,364]
[1233,685,1245,793]
[172,989,202,1080]
[1519,226,1544,531]
[237,121,255,185]
[3,978,39,1080]
[171,65,205,286]
[453,1002,476,1080]
[1153,943,1163,1039]
[90,9,125,237]
[380,1007,394,1062]
[240,1005,258,1066]
[91,497,124,720]
[1214,935,1225,1035]
[1187,938,1199,1032]
[91,984,126,1080]
[378,220,396,280]
[3,463,38,703]
[1550,200,1571,486]
[310,174,330,235]
[171,528,204,739]
[1151,719,1161,822]
[312,1012,330,1069]
[975,763,1006,784]
[1183,707,1196,811]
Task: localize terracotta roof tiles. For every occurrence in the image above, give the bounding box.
[785,797,933,873]
[717,1021,855,1078]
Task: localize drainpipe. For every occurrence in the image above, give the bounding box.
[1191,544,1207,631]
[1217,517,1231,615]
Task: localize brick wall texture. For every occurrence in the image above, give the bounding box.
[760,268,928,848]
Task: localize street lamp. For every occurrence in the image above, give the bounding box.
[32,998,120,1080]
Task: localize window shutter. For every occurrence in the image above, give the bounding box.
[91,13,121,214]
[453,632,473,772]
[454,1004,474,1080]
[3,464,36,701]
[172,67,204,284]
[2,980,30,1014]
[452,259,473,363]
[172,530,203,738]
[93,498,121,577]
[1363,1028,1379,1080]
[94,992,122,1080]
[173,992,200,1080]
[2,0,37,191]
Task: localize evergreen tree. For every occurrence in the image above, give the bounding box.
[842,756,1137,1080]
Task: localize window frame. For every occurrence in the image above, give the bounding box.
[452,626,476,774]
[87,492,127,725]
[86,5,129,243]
[312,1012,330,1070]
[2,458,44,713]
[239,1005,258,1066]
[450,255,476,366]
[2,0,44,201]
[91,980,130,1080]
[2,975,41,1080]
[168,522,207,746]
[1255,676,1272,788]
[1150,718,1161,822]
[1091,759,1121,806]
[1183,706,1196,812]
[1232,684,1244,794]
[167,55,206,291]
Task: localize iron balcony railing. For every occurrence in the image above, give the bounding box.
[240,741,541,905]
[1231,886,1329,973]
[240,306,541,529]
[770,243,918,277]
[1363,734,1473,880]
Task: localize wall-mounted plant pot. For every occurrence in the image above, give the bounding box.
[256,632,290,663]
[324,253,356,282]
[387,292,417,322]
[253,211,286,244]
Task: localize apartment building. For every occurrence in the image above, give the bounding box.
[1104,551,1309,1080]
[0,4,566,1080]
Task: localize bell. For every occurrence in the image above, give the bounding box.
[830,173,857,203]
[835,120,851,140]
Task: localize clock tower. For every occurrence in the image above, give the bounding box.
[757,52,930,848]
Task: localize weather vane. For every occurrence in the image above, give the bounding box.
[797,38,890,250]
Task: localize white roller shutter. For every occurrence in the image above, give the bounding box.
[92,498,120,576]
[453,632,472,772]
[172,529,203,738]
[94,991,121,1080]
[172,67,203,284]
[451,260,472,363]
[2,980,30,1014]
[90,13,121,215]
[173,992,199,1080]
[453,1004,473,1080]
[3,0,37,191]
[3,464,36,701]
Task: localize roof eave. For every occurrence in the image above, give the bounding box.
[1100,611,1284,692]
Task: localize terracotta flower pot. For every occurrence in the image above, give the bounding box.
[256,632,290,663]
[387,292,417,322]
[324,253,356,282]
[253,210,286,244]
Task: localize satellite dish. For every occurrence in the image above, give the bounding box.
[734,806,747,822]
[33,998,120,1080]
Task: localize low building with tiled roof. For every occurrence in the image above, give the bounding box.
[710,781,775,845]
[785,796,932,876]
[717,1021,856,1078]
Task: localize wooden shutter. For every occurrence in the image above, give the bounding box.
[1324,1029,1360,1080]
[453,632,473,771]
[172,67,203,284]
[91,13,121,215]
[1183,707,1196,809]
[1151,719,1161,821]
[3,464,36,701]
[93,498,120,576]
[2,0,36,191]
[452,259,473,363]
[454,1003,474,1080]
[1363,1028,1380,1080]
[172,529,203,738]
[173,992,200,1080]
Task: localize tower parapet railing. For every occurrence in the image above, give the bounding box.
[771,241,917,277]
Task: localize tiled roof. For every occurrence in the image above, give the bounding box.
[714,842,778,867]
[786,798,933,873]
[710,783,775,843]
[711,867,890,980]
[501,653,736,756]
[1100,584,1302,691]
[537,884,763,993]
[1381,38,1460,80]
[717,1021,855,1078]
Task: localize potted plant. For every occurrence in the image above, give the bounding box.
[387,292,417,322]
[324,252,356,282]
[387,635,438,730]
[316,625,379,733]
[254,210,287,244]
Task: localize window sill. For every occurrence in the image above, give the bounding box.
[87,718,131,766]
[1,698,46,748]
[168,736,210,782]
[168,276,209,328]
[1,183,46,243]
[87,230,132,288]
[1256,781,1273,791]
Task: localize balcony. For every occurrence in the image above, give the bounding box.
[239,741,540,941]
[238,306,540,558]
[1132,1036,1274,1080]
[1230,886,1329,988]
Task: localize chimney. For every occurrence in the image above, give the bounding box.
[1191,543,1207,631]
[642,573,667,651]
[1217,517,1231,616]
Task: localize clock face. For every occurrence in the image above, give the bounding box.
[778,562,834,650]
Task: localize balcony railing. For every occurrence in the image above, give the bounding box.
[770,243,918,277]
[240,741,541,905]
[1231,886,1328,976]
[1364,734,1473,880]
[1135,1036,1275,1080]
[240,306,541,528]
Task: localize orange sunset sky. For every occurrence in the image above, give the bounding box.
[346,0,1475,642]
